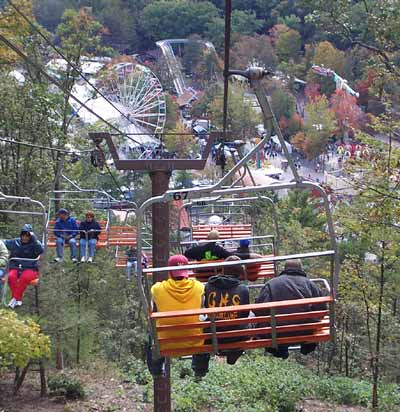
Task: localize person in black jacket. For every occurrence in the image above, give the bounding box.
[78,211,101,263]
[203,255,250,365]
[255,259,327,359]
[3,224,44,308]
[184,230,232,261]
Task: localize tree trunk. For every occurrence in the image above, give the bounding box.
[56,332,64,370]
[372,242,386,412]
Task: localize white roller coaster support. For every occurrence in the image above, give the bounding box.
[156,38,220,96]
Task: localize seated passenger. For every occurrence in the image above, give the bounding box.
[255,259,327,359]
[0,240,8,294]
[3,225,44,309]
[203,255,250,365]
[233,239,263,281]
[125,246,148,280]
[184,230,232,261]
[234,239,263,259]
[54,208,78,263]
[147,254,209,378]
[78,211,101,263]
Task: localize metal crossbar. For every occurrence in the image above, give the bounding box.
[181,234,275,246]
[143,250,335,274]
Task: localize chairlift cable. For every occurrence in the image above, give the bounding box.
[6,0,144,147]
[103,158,129,200]
[0,33,135,141]
[0,137,91,155]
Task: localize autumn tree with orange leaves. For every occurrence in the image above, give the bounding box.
[330,89,364,137]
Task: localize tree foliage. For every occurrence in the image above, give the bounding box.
[294,95,336,159]
[141,0,219,42]
[0,310,50,371]
[0,0,35,63]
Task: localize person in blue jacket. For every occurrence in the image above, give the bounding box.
[54,208,78,263]
[78,211,101,263]
[3,224,44,308]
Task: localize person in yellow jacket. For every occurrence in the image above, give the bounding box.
[147,254,209,378]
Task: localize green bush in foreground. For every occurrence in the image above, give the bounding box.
[0,309,50,372]
[162,354,400,412]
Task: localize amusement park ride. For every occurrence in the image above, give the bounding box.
[311,64,359,98]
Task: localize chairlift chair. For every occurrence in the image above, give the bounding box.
[134,66,339,359]
[0,192,47,306]
[135,181,338,359]
[46,189,113,249]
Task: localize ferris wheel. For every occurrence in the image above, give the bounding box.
[100,63,166,135]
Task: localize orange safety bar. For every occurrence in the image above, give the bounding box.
[151,296,333,357]
[47,220,108,248]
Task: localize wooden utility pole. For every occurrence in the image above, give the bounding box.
[96,131,216,412]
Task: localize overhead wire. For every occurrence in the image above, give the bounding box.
[6,0,145,147]
[0,136,92,154]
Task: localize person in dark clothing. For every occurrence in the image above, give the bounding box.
[255,259,327,359]
[233,239,263,281]
[234,239,262,260]
[184,230,232,261]
[3,224,44,309]
[125,246,148,280]
[203,255,250,366]
[79,211,101,263]
[54,208,78,263]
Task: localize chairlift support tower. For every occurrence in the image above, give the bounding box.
[90,130,217,412]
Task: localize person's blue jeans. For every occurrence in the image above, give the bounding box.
[80,238,97,258]
[0,268,5,293]
[56,237,77,259]
[126,260,137,280]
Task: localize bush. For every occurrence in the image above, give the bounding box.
[313,376,371,406]
[122,357,151,385]
[48,374,86,400]
[0,310,50,371]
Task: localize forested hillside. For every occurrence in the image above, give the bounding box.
[0,1,400,412]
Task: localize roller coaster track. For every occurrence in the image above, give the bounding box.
[156,39,220,96]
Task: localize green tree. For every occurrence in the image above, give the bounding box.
[182,34,204,75]
[231,9,263,36]
[141,1,219,42]
[0,0,36,63]
[207,83,261,140]
[335,121,400,411]
[304,0,400,79]
[275,27,302,63]
[0,310,50,371]
[33,0,75,32]
[270,87,296,121]
[98,0,138,50]
[231,34,278,70]
[301,95,336,159]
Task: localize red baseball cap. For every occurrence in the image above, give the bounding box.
[168,254,189,278]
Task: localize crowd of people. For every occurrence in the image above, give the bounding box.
[147,229,327,378]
